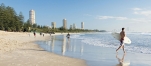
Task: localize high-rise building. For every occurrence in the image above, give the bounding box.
[70,25,73,30]
[81,22,84,29]
[63,19,67,29]
[51,22,56,29]
[73,23,76,30]
[29,9,35,25]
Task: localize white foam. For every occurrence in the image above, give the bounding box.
[70,33,151,54]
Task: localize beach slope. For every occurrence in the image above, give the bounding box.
[0,31,86,66]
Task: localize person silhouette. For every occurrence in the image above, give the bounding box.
[116,53,130,66]
[116,28,126,53]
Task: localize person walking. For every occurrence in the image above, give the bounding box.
[116,28,126,53]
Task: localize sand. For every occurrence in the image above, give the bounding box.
[0,31,86,66]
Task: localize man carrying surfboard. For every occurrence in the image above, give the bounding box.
[116,28,126,53]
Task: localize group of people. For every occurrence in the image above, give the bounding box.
[33,32,45,37]
[32,28,126,53]
[33,32,71,39]
[65,28,127,54]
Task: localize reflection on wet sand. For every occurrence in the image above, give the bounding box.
[66,37,70,51]
[116,53,130,66]
[73,39,76,52]
[51,36,55,52]
[62,35,66,55]
[80,42,83,56]
[45,35,84,56]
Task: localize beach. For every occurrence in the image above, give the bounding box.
[1,31,151,66]
[37,32,151,66]
[0,31,86,66]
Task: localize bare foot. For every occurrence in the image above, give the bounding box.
[116,50,118,53]
[124,51,126,54]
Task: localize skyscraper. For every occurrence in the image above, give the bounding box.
[81,22,84,29]
[73,23,76,30]
[70,25,73,30]
[63,19,67,29]
[29,9,35,25]
[51,22,56,29]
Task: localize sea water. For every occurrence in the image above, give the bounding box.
[75,32,151,54]
[36,32,151,66]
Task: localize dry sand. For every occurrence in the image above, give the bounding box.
[0,31,86,66]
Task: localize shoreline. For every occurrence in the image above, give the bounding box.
[0,31,86,66]
[37,33,151,66]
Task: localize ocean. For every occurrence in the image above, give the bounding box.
[36,32,151,66]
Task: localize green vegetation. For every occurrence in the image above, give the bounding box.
[0,3,95,33]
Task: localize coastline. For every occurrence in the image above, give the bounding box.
[37,33,151,66]
[0,31,86,66]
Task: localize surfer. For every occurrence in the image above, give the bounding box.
[116,28,126,53]
[66,33,70,39]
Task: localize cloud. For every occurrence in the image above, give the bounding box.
[133,8,151,16]
[134,10,151,16]
[129,18,151,23]
[139,11,151,16]
[96,16,151,23]
[134,12,139,14]
[84,14,92,16]
[97,16,128,20]
[132,8,142,11]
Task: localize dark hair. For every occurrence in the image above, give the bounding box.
[122,28,125,30]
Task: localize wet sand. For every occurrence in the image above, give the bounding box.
[0,31,86,66]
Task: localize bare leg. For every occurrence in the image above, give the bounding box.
[122,45,126,53]
[116,45,122,53]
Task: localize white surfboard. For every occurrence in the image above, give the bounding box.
[111,32,131,44]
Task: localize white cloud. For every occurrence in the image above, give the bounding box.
[140,11,151,16]
[97,16,128,20]
[84,14,92,16]
[133,8,151,17]
[134,12,139,14]
[132,8,142,11]
[97,15,151,23]
[134,10,151,16]
[129,18,151,23]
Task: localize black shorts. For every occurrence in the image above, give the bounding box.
[120,40,124,46]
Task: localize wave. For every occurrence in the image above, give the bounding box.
[70,34,151,54]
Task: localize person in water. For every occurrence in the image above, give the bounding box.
[33,32,36,37]
[116,28,126,53]
[66,33,70,39]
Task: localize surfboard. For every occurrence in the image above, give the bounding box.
[111,32,131,44]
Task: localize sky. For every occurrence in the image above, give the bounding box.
[1,0,151,32]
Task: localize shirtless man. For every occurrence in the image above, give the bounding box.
[116,28,126,53]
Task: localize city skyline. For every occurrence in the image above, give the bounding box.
[1,0,151,32]
[50,19,84,30]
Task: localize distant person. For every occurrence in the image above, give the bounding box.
[34,32,36,37]
[50,32,51,36]
[43,33,44,37]
[116,28,126,53]
[66,33,70,39]
[40,32,42,36]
